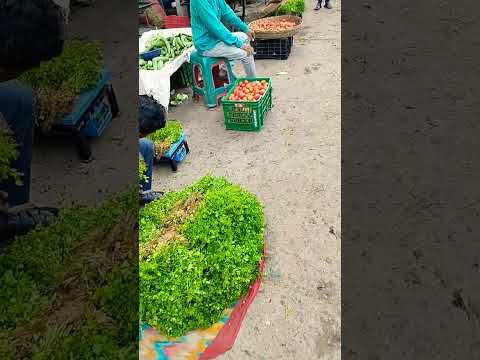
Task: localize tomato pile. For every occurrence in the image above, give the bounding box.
[227,80,269,102]
[249,20,297,32]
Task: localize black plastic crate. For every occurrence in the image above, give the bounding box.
[253,37,293,60]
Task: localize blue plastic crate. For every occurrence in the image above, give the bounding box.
[156,132,189,171]
[173,143,187,162]
[81,100,114,137]
[61,70,111,127]
[162,132,186,159]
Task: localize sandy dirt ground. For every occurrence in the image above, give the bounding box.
[30,0,340,359]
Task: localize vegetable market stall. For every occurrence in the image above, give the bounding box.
[139,28,195,109]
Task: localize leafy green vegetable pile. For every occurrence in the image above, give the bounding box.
[147,120,183,156]
[139,34,193,71]
[140,176,265,337]
[19,40,103,93]
[139,156,148,182]
[277,0,305,16]
[0,189,138,359]
[0,129,21,185]
[18,40,103,131]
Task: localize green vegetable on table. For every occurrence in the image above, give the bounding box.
[139,175,265,337]
[139,34,193,71]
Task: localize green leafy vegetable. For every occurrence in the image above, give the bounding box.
[0,189,138,358]
[0,129,21,184]
[19,40,103,94]
[140,175,265,337]
[30,314,137,360]
[139,156,148,183]
[170,92,188,106]
[18,40,103,131]
[147,120,183,156]
[277,0,305,16]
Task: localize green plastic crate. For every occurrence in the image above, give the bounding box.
[221,77,272,131]
[171,63,193,89]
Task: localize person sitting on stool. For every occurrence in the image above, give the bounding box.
[190,0,256,78]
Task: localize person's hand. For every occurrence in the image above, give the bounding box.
[241,44,254,56]
[247,31,255,41]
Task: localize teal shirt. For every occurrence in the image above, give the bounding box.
[190,0,250,54]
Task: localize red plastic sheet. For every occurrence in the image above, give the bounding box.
[200,259,265,360]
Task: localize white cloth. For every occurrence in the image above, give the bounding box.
[138,28,195,109]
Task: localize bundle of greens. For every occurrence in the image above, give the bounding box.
[0,189,138,359]
[170,92,189,106]
[0,129,21,185]
[147,120,183,156]
[139,156,148,183]
[277,0,305,16]
[140,175,265,337]
[19,40,103,132]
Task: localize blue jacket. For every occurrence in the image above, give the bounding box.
[190,0,249,54]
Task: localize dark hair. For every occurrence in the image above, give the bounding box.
[139,95,167,135]
[0,0,65,70]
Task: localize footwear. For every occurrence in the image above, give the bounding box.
[314,1,322,10]
[9,207,59,236]
[324,1,332,9]
[140,190,164,206]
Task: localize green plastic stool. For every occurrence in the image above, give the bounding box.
[190,51,236,108]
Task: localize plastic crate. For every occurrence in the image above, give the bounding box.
[221,78,272,132]
[162,132,186,158]
[49,71,119,160]
[81,87,115,137]
[155,132,190,171]
[171,63,193,89]
[253,37,293,60]
[61,70,111,127]
[164,15,190,28]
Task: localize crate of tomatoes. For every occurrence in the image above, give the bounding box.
[221,78,272,132]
